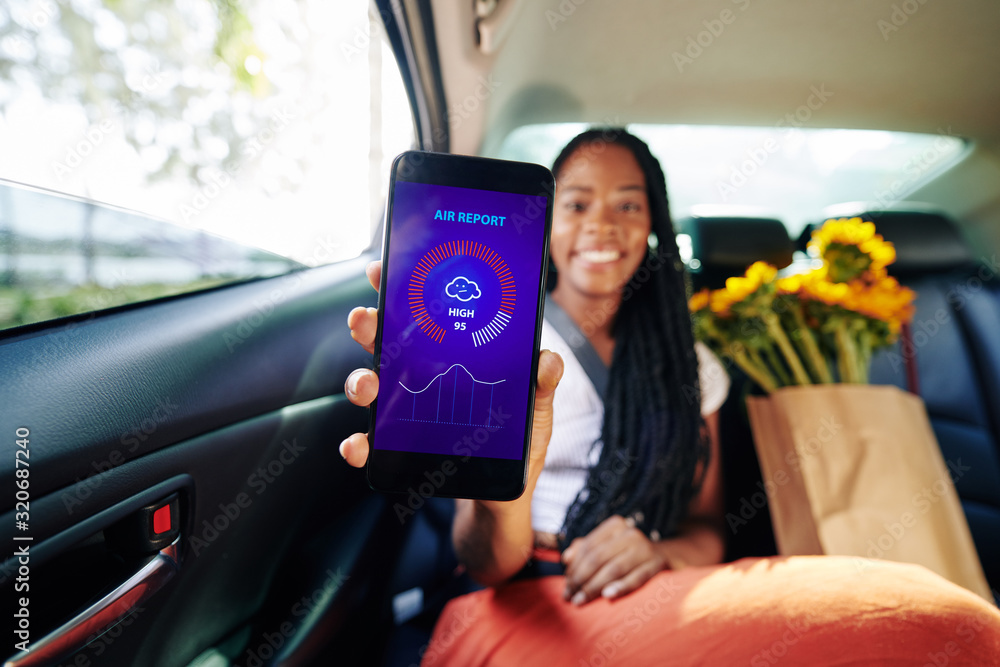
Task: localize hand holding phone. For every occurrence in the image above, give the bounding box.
[342,265,563,472]
[356,151,555,501]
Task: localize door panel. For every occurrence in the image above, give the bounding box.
[1,256,401,666]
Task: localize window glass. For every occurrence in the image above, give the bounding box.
[496,124,968,238]
[0,0,414,331]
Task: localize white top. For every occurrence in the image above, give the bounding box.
[531,320,730,535]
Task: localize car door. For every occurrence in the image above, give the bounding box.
[0,0,449,665]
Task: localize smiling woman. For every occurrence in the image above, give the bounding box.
[337,127,1000,666]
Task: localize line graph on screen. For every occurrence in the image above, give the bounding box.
[399,364,506,427]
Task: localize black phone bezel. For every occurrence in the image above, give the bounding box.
[366,150,554,501]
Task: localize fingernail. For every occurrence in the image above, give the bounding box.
[346,372,360,396]
[571,591,586,606]
[602,584,619,599]
[339,439,349,460]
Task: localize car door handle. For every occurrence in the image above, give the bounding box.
[4,539,179,667]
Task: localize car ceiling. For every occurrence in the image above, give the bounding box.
[431,0,1000,152]
[425,0,1000,248]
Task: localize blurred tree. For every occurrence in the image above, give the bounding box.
[0,0,270,184]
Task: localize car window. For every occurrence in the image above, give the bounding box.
[496,124,968,239]
[0,0,414,331]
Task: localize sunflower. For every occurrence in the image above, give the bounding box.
[688,288,711,313]
[710,261,777,315]
[690,217,917,392]
[846,275,916,334]
[810,217,897,282]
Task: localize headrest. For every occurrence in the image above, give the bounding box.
[681,216,793,289]
[807,210,974,278]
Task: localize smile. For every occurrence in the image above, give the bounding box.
[577,249,622,264]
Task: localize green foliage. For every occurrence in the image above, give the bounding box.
[0,278,233,330]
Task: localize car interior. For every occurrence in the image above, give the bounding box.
[1,0,999,666]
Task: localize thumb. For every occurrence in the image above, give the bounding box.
[528,350,563,469]
[535,349,563,409]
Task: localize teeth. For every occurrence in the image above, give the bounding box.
[579,250,620,263]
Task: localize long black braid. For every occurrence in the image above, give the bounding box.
[554,128,709,547]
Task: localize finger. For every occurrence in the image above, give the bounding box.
[562,537,584,567]
[571,551,640,605]
[588,515,632,541]
[339,432,371,468]
[526,350,563,467]
[563,516,629,566]
[562,519,635,599]
[563,538,630,601]
[536,349,564,399]
[598,558,664,601]
[366,260,381,292]
[345,369,379,407]
[348,306,378,353]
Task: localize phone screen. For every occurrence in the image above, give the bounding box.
[368,152,552,500]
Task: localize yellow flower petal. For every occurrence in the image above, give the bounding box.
[688,288,711,312]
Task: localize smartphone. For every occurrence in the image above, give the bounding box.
[367,151,554,501]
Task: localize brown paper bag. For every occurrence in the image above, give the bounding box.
[746,384,992,601]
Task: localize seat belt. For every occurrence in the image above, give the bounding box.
[544,295,609,400]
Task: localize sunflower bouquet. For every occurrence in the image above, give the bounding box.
[689,217,916,393]
[694,218,992,599]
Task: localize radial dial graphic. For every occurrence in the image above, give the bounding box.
[408,240,516,346]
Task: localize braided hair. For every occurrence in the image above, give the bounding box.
[553,128,709,547]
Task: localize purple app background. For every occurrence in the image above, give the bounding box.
[374,180,548,459]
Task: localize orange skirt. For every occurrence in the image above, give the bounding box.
[421,555,1000,666]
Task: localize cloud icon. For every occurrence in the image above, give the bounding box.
[445,276,482,302]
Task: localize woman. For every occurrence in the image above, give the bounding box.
[341,129,1000,666]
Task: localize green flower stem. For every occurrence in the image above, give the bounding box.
[857,328,872,384]
[764,312,812,385]
[700,325,779,393]
[760,342,792,386]
[791,306,833,384]
[834,319,861,383]
[731,347,779,394]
